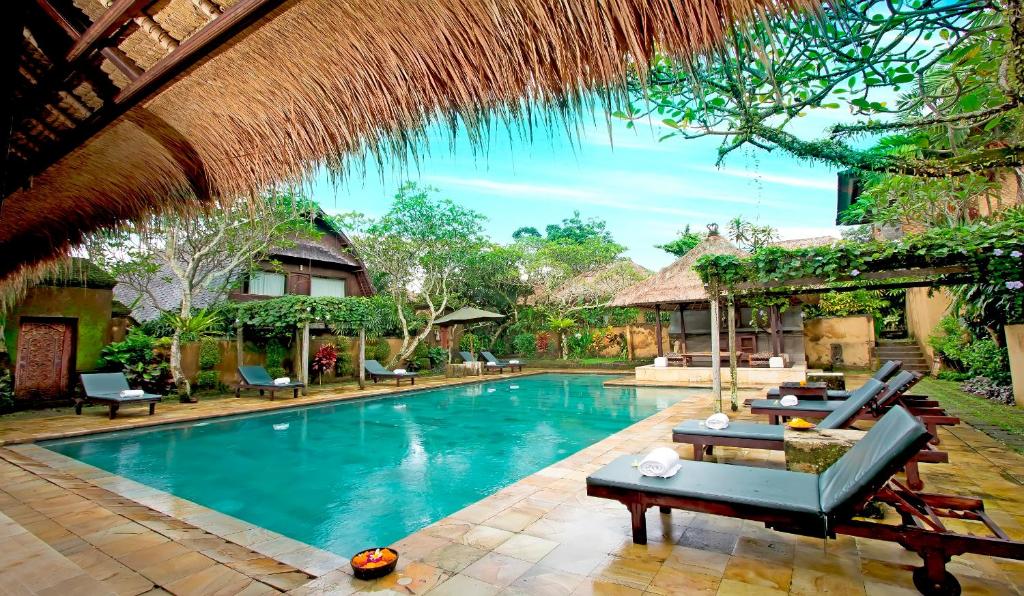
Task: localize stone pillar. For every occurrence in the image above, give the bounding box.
[1007,324,1024,407]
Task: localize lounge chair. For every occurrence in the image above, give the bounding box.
[764,360,902,399]
[588,406,1024,595]
[459,351,477,363]
[364,360,417,386]
[673,373,946,488]
[78,373,162,419]
[236,365,304,400]
[480,351,523,373]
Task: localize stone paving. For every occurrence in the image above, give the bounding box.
[1,372,1023,595]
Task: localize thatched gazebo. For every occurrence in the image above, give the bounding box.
[1,0,815,296]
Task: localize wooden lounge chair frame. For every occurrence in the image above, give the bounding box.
[480,351,522,373]
[589,409,1024,595]
[765,359,903,400]
[364,359,417,386]
[78,373,161,419]
[235,366,304,400]
[674,373,945,489]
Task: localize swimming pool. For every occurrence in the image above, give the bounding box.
[45,373,687,556]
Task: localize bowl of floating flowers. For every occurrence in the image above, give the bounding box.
[351,547,399,580]
[786,418,816,431]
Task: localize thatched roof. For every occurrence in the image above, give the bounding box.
[1,0,817,292]
[771,236,839,249]
[551,259,651,304]
[610,234,747,307]
[435,306,504,326]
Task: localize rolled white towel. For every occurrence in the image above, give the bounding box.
[653,357,668,368]
[273,377,291,386]
[119,389,144,398]
[509,359,520,364]
[486,362,500,366]
[394,369,407,375]
[705,413,730,430]
[780,395,799,406]
[638,447,681,478]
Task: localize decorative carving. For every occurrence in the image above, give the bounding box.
[14,320,74,400]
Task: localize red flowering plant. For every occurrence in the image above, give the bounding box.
[311,344,338,385]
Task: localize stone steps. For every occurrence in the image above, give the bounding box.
[876,342,930,372]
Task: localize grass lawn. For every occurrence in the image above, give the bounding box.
[913,377,1024,452]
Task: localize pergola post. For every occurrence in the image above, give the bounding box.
[727,293,739,412]
[709,292,722,412]
[299,320,310,395]
[654,304,664,357]
[357,327,366,390]
[235,321,243,368]
[769,305,784,356]
[678,304,687,354]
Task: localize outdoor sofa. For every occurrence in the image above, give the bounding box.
[78,373,161,419]
[587,406,1024,595]
[365,359,417,386]
[673,372,947,488]
[764,359,903,399]
[480,351,523,373]
[236,365,304,400]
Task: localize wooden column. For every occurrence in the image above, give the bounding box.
[357,327,366,390]
[654,304,664,357]
[235,323,243,368]
[678,304,687,354]
[727,294,739,412]
[769,305,784,356]
[709,295,722,412]
[299,321,310,395]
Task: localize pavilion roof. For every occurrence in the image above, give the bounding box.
[610,234,747,307]
[0,0,816,293]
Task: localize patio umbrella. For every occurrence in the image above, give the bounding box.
[435,307,505,362]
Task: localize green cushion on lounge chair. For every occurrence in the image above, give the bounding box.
[586,456,822,514]
[480,351,504,364]
[749,399,840,412]
[817,379,885,428]
[364,360,394,375]
[818,406,928,513]
[673,420,785,441]
[80,373,161,401]
[238,365,274,385]
[767,360,901,398]
[459,351,476,363]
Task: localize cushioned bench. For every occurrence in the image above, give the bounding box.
[365,359,417,386]
[78,373,162,419]
[236,365,304,400]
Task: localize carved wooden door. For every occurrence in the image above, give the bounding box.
[287,272,311,295]
[14,318,75,400]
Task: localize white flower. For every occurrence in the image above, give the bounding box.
[850,269,860,277]
[1012,251,1022,258]
[994,248,1004,256]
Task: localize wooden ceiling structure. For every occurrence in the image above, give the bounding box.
[1,0,818,293]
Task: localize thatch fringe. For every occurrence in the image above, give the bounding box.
[2,0,818,292]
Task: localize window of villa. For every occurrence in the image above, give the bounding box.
[248,271,285,296]
[310,276,346,298]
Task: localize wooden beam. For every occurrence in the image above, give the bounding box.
[65,0,150,63]
[1,4,26,198]
[733,266,968,294]
[7,0,286,196]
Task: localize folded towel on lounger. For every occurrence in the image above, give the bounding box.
[394,369,407,374]
[638,447,681,478]
[705,413,729,430]
[509,359,520,364]
[780,395,799,406]
[273,377,291,386]
[119,389,144,398]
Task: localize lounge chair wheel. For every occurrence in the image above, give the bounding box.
[912,567,960,596]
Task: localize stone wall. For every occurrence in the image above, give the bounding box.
[1007,324,1024,407]
[905,287,953,368]
[802,315,875,368]
[5,287,112,372]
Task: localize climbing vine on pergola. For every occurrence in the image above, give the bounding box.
[691,213,1024,410]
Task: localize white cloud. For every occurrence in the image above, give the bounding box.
[691,166,835,191]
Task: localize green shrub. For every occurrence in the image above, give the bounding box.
[198,337,221,370]
[98,329,155,370]
[804,290,889,318]
[960,339,1011,385]
[936,370,972,382]
[928,316,970,367]
[366,338,391,363]
[265,340,289,370]
[408,342,431,371]
[566,331,592,359]
[427,346,448,368]
[334,338,353,377]
[512,333,537,357]
[196,370,220,389]
[0,369,14,414]
[267,366,287,380]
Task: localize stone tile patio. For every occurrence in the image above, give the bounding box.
[1,371,1023,595]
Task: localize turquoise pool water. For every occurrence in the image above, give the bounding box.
[45,374,687,556]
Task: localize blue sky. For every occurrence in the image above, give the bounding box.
[309,107,847,271]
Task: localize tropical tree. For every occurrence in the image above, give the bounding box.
[726,217,779,252]
[624,0,1022,177]
[657,225,704,257]
[87,193,316,399]
[342,183,487,366]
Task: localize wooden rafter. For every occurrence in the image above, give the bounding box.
[6,0,285,197]
[65,0,150,63]
[1,4,27,198]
